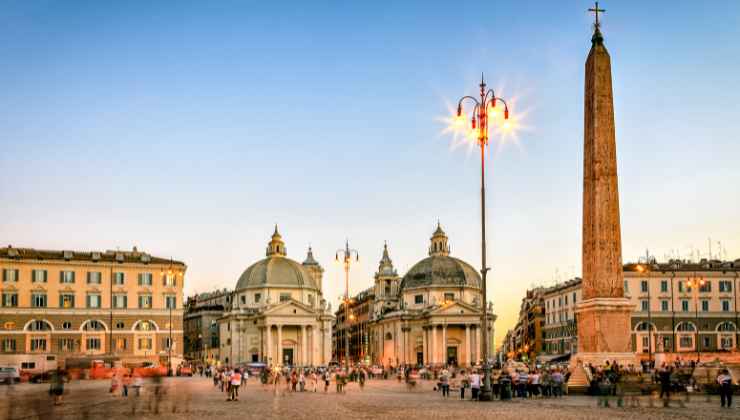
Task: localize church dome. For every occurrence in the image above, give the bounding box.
[235,256,318,291]
[399,223,481,290]
[235,226,319,291]
[400,255,480,290]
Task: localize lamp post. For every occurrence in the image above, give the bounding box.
[336,240,359,370]
[636,263,652,368]
[455,74,510,402]
[687,274,705,363]
[160,260,182,376]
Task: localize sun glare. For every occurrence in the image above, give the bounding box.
[438,85,532,158]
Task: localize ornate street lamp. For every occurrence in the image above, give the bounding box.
[636,263,652,368]
[686,274,705,363]
[336,240,359,370]
[455,74,510,401]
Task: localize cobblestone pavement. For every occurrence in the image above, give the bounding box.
[1,377,738,420]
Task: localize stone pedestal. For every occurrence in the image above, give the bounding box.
[575,298,634,355]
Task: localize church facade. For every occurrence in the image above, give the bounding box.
[338,224,496,368]
[218,227,334,367]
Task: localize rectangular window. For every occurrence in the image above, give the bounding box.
[30,338,47,352]
[87,271,102,284]
[60,270,75,284]
[2,293,18,308]
[2,269,19,282]
[641,300,649,311]
[138,337,152,350]
[113,294,127,309]
[624,280,629,293]
[58,338,75,352]
[414,295,423,304]
[558,297,562,307]
[165,295,176,309]
[138,295,153,309]
[59,293,75,309]
[113,272,125,285]
[254,293,261,303]
[240,295,246,304]
[681,300,689,312]
[678,281,684,293]
[2,339,16,352]
[86,338,101,350]
[720,336,733,349]
[163,273,176,287]
[660,280,668,293]
[31,293,47,308]
[115,338,127,350]
[640,280,648,293]
[308,294,314,307]
[444,293,455,302]
[722,300,731,312]
[661,300,669,311]
[32,269,47,283]
[702,336,710,348]
[699,281,711,292]
[701,300,709,312]
[21,362,36,370]
[572,292,576,304]
[163,337,172,350]
[87,294,101,308]
[719,280,732,293]
[279,293,291,302]
[138,273,153,286]
[679,336,693,349]
[564,295,568,305]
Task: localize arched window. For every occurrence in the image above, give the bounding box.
[717,322,736,332]
[82,320,106,331]
[385,332,393,340]
[676,322,696,332]
[26,320,52,331]
[134,320,156,331]
[635,322,655,332]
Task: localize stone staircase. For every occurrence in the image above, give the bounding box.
[567,364,591,393]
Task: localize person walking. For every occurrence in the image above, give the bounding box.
[122,373,131,397]
[228,370,242,401]
[460,370,469,400]
[323,370,331,393]
[658,364,672,405]
[49,368,65,406]
[310,370,318,392]
[439,369,450,398]
[470,370,481,400]
[717,369,733,408]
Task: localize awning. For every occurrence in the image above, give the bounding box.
[536,353,571,363]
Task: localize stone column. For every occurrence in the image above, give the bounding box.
[464,324,470,366]
[301,325,307,366]
[476,326,481,364]
[277,324,283,366]
[422,327,428,364]
[442,324,447,365]
[266,324,272,365]
[431,325,437,365]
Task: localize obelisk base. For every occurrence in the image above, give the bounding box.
[568,298,637,392]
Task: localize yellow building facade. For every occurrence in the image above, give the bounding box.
[0,246,185,370]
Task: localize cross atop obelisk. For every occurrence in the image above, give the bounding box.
[588,1,606,30]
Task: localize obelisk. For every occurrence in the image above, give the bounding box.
[572,4,636,376]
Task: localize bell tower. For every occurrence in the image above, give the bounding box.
[302,246,324,294]
[373,242,400,319]
[428,221,450,257]
[265,225,287,257]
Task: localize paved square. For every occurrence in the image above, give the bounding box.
[1,377,737,420]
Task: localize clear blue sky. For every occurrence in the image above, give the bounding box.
[2,1,739,346]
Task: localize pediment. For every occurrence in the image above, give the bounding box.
[429,301,480,316]
[262,300,317,316]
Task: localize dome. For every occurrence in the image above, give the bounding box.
[400,255,481,290]
[400,223,480,291]
[236,256,318,291]
[235,226,320,291]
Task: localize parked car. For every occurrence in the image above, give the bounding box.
[177,364,193,376]
[0,367,21,384]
